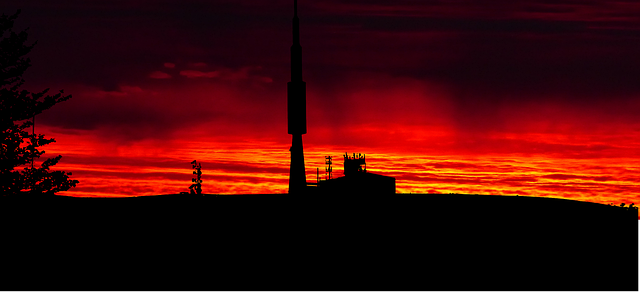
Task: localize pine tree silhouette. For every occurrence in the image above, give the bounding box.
[0,10,78,196]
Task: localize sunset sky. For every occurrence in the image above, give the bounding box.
[4,0,640,204]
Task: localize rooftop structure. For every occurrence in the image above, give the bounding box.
[317,153,396,195]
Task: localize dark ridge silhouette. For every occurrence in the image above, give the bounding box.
[21,192,640,236]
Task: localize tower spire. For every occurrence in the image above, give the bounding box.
[291,0,301,81]
[288,0,307,194]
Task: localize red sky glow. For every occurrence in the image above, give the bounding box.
[4,0,640,207]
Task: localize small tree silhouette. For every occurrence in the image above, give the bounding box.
[1,10,78,196]
[189,160,202,195]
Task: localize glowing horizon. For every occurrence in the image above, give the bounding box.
[39,124,640,207]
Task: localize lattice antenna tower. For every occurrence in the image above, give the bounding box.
[325,155,333,180]
[190,160,203,195]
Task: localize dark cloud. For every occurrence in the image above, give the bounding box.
[180,70,220,78]
[149,71,172,79]
[35,80,286,143]
[7,0,640,126]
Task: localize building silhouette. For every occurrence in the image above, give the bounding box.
[317,153,396,194]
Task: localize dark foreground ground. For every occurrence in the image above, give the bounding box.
[37,194,640,230]
[0,195,640,280]
[0,194,640,244]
